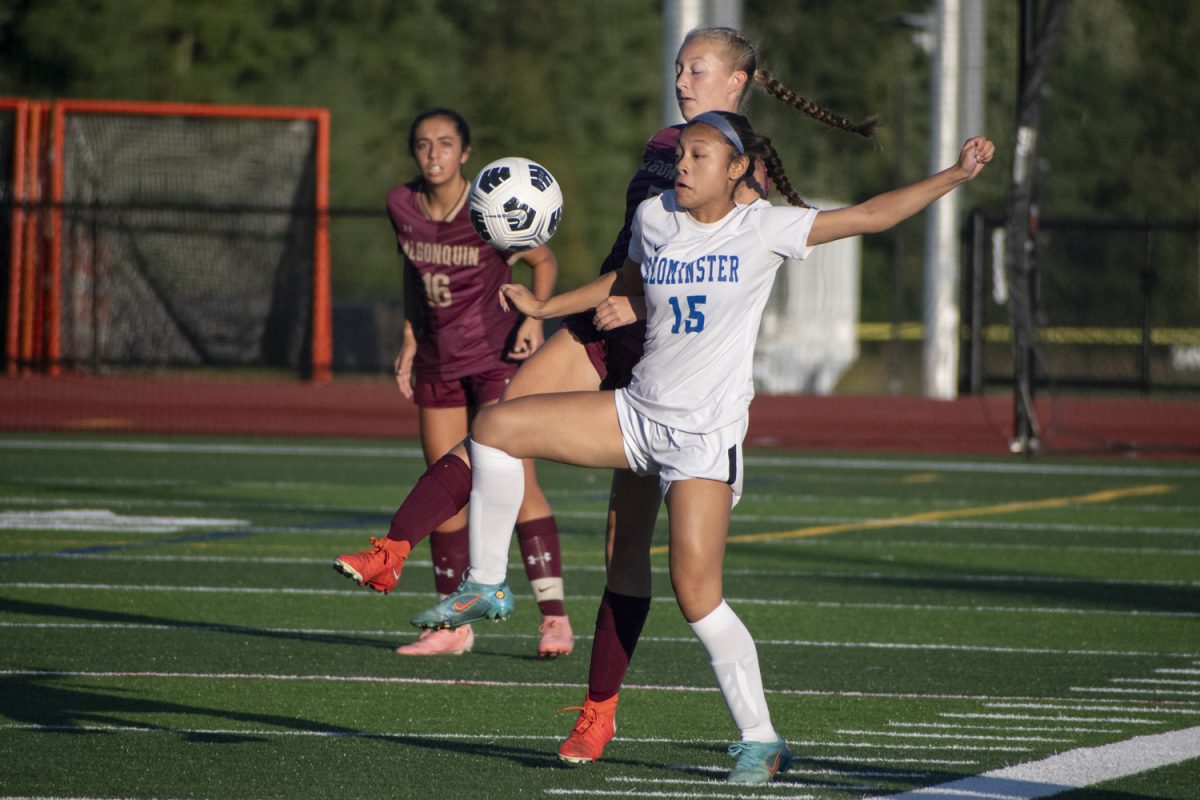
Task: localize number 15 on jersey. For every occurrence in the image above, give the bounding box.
[668,294,707,334]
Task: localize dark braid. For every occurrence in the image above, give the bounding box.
[754,69,879,138]
[757,136,811,208]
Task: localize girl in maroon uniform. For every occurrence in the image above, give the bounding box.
[358,108,573,658]
[334,29,871,707]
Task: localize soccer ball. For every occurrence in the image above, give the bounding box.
[468,157,563,250]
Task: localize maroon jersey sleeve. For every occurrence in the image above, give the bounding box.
[387,181,521,382]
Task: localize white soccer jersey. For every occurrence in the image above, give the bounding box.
[625,192,818,433]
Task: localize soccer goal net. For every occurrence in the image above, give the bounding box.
[5,99,330,379]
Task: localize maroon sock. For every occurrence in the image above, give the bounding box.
[516,516,565,617]
[428,526,469,596]
[385,453,472,548]
[587,589,651,702]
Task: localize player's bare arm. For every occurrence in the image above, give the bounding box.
[592,258,647,330]
[500,269,621,320]
[808,136,994,247]
[509,243,559,358]
[393,320,418,401]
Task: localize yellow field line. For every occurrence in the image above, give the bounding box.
[648,483,1175,554]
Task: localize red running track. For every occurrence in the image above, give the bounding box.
[1,375,1197,458]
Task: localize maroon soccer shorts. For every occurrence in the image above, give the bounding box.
[562,312,645,391]
[413,363,519,409]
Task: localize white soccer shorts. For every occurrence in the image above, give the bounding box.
[614,389,746,507]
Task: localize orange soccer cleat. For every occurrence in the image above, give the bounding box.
[557,693,618,764]
[332,537,411,593]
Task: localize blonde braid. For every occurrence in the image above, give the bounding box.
[754,69,879,138]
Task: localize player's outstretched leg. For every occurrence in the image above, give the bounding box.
[332,537,411,594]
[410,577,514,629]
[557,693,618,764]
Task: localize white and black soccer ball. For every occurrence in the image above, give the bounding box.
[468,156,563,251]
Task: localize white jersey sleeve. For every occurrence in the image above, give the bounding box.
[627,201,646,264]
[755,204,818,262]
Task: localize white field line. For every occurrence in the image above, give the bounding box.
[18,552,1200,590]
[0,720,1019,768]
[7,437,1200,478]
[5,510,1200,556]
[814,757,978,766]
[939,713,1163,725]
[782,539,1200,557]
[6,500,1200,541]
[865,725,1200,800]
[1157,668,1200,674]
[887,722,1123,734]
[544,791,814,799]
[1111,677,1200,685]
[0,668,1133,706]
[4,581,1198,622]
[601,775,871,791]
[0,439,426,459]
[1070,686,1200,697]
[0,797,202,800]
[5,620,1196,661]
[984,701,1200,715]
[0,509,248,533]
[835,730,1073,743]
[11,475,1199,516]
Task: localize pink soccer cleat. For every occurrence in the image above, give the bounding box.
[538,615,574,658]
[394,625,475,656]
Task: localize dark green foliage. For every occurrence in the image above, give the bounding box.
[1,0,1197,319]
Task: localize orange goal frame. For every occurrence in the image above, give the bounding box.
[5,98,331,382]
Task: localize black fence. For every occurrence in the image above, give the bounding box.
[961,212,1200,395]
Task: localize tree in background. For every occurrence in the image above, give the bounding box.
[2,0,1196,322]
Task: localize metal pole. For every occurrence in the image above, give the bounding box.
[921,0,963,399]
[967,208,986,393]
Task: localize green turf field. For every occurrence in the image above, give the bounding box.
[1,433,1198,799]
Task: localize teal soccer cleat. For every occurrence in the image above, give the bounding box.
[727,737,792,784]
[410,578,514,630]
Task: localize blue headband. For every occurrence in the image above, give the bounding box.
[690,111,745,154]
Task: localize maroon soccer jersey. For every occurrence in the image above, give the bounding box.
[387,180,521,382]
[576,125,683,361]
[598,125,683,276]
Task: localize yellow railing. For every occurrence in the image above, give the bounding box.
[857,323,1200,346]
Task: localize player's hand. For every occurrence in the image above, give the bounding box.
[508,316,545,361]
[499,284,548,318]
[594,295,644,331]
[393,351,415,401]
[957,136,995,181]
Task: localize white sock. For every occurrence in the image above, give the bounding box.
[689,600,777,742]
[465,438,524,585]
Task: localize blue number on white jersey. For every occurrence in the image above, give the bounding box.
[668,294,706,334]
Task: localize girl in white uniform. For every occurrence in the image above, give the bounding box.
[414,110,995,784]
